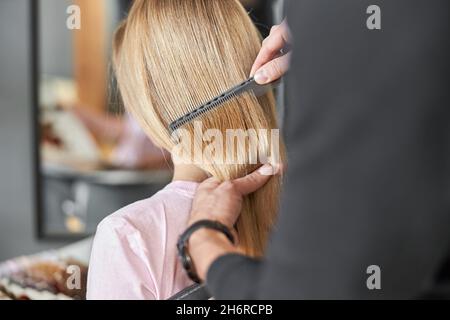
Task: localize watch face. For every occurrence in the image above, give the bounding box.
[178,247,188,267]
[184,252,192,271]
[178,246,200,283]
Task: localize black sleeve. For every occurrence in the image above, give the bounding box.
[207,0,450,299]
[207,254,262,299]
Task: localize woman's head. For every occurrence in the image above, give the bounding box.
[113,0,285,256]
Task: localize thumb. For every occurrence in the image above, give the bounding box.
[254,52,291,85]
[232,164,276,196]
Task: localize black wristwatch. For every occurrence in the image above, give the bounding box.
[177,219,235,283]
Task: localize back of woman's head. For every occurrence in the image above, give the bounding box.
[113,0,286,256]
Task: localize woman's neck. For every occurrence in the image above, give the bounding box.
[172,163,209,183]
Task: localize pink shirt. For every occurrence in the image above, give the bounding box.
[86,181,198,300]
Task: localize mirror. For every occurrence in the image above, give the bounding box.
[33,0,282,239]
[35,0,171,239]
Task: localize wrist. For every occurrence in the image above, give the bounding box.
[189,214,233,231]
[188,228,237,281]
[178,220,236,283]
[189,228,228,248]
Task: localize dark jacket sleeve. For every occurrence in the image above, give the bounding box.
[207,0,450,299]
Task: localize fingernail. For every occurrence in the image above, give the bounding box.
[254,69,269,84]
[272,163,281,175]
[258,164,274,176]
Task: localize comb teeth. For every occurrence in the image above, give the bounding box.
[168,77,275,133]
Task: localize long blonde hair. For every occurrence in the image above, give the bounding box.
[113,0,286,256]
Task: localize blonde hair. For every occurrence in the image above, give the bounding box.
[113,0,286,256]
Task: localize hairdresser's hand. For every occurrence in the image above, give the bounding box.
[189,163,278,228]
[187,163,279,281]
[251,19,292,84]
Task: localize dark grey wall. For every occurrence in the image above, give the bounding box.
[40,0,74,78]
[0,0,68,261]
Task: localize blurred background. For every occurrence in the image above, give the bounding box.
[0,0,285,299]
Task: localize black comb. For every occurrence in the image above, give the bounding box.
[168,77,279,133]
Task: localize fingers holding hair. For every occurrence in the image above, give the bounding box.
[232,163,278,196]
[253,52,291,85]
[250,19,291,83]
